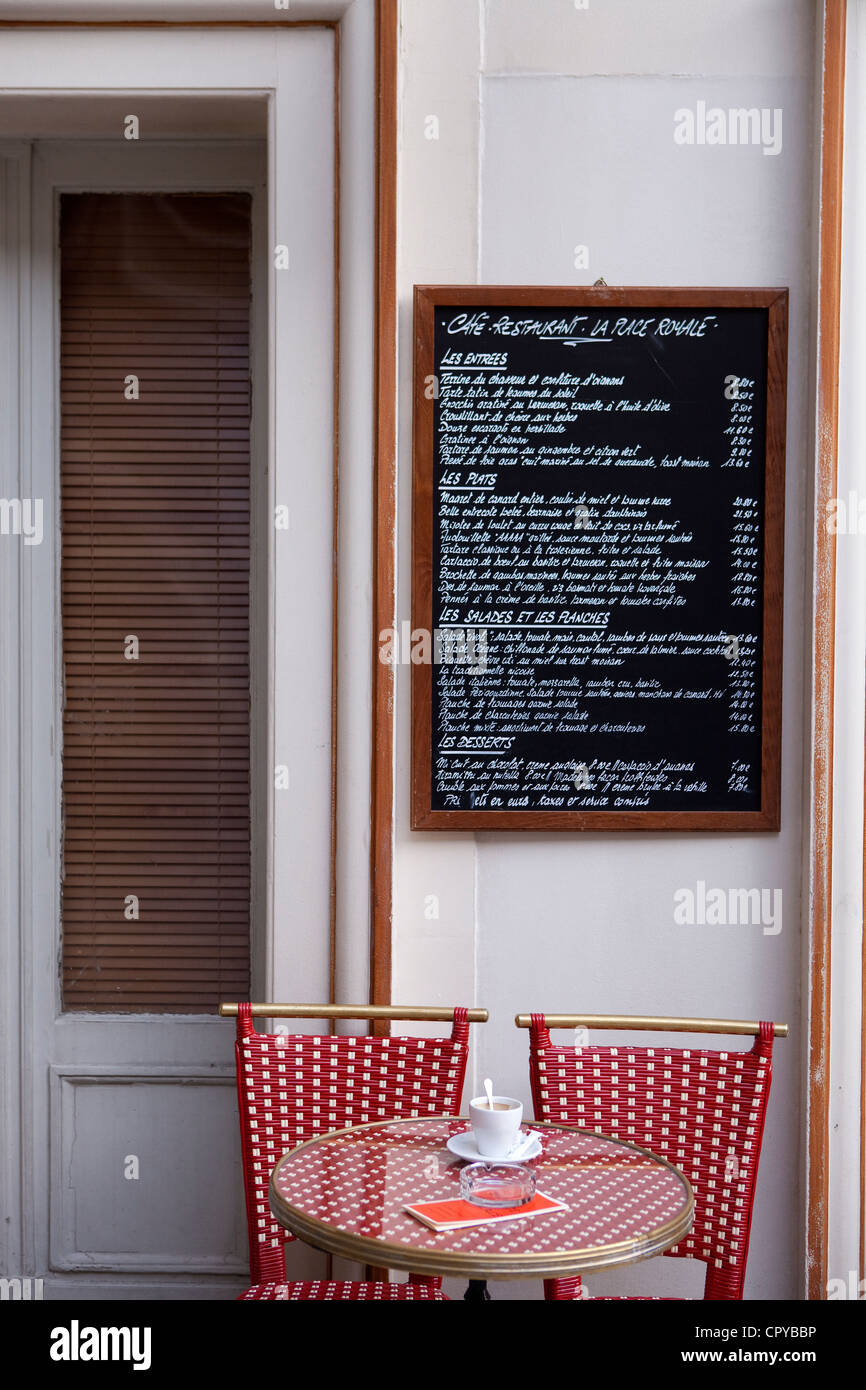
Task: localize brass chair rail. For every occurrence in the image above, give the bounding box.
[219,1002,488,1023]
[515,1013,788,1038]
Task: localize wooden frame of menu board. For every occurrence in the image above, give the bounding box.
[411,285,787,831]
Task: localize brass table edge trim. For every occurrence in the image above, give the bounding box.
[268,1194,695,1280]
[268,1115,696,1280]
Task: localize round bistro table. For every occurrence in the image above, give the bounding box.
[269,1116,694,1288]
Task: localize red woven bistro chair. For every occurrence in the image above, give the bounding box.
[220,1001,487,1300]
[519,1012,787,1301]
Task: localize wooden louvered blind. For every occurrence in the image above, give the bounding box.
[60,193,252,1012]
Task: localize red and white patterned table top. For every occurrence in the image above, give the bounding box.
[269,1116,694,1279]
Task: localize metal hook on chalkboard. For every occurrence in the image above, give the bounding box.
[593,277,608,287]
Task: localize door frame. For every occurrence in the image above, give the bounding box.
[0,15,364,1294]
[371,0,398,1013]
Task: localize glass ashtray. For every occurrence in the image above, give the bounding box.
[459,1161,537,1208]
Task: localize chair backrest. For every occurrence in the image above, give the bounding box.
[230,1003,476,1285]
[526,1014,779,1300]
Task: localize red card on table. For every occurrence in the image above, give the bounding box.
[404,1192,568,1232]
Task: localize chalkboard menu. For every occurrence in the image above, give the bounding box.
[411,287,786,830]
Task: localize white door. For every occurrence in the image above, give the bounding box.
[0,25,338,1299]
[38,139,266,1298]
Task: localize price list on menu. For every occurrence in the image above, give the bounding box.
[412,288,787,830]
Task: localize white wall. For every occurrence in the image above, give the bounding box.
[394,0,816,1300]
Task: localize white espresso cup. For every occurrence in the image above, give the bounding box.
[469,1095,523,1159]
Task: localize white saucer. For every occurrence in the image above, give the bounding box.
[446,1129,543,1164]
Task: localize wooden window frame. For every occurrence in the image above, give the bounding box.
[58,187,256,1013]
[810,0,847,1301]
[32,140,269,1017]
